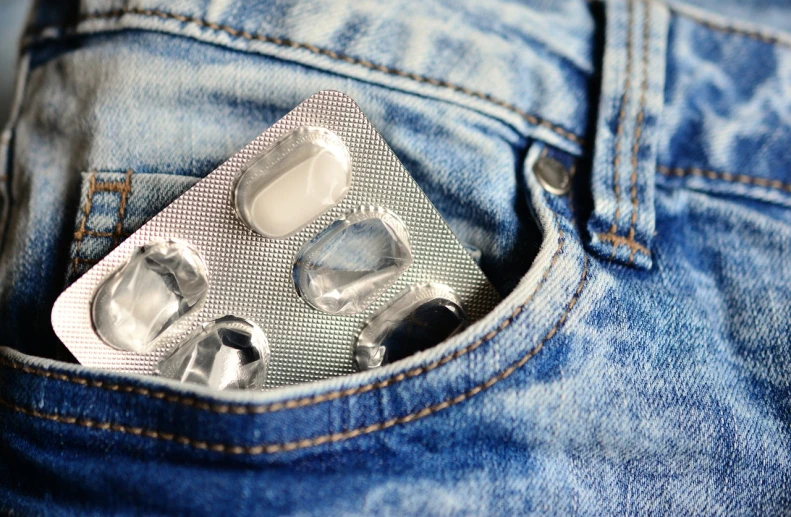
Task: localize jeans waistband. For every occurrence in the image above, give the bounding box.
[26,0,596,154]
[40,1,785,272]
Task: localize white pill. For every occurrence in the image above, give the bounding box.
[234,127,352,238]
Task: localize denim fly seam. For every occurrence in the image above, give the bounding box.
[588,0,669,269]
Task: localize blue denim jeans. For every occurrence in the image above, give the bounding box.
[2,0,791,514]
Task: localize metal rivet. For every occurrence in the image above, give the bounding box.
[533,156,571,195]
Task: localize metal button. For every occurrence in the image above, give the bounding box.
[533,156,571,195]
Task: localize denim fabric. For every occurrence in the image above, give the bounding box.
[2,0,791,514]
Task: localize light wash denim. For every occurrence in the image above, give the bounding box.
[1,0,791,514]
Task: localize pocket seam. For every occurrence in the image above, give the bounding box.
[671,2,791,49]
[7,215,567,417]
[0,241,589,454]
[658,165,791,194]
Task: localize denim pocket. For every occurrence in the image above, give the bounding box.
[67,171,199,282]
[0,7,601,509]
[0,140,589,473]
[1,17,595,506]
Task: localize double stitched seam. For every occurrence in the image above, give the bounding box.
[602,0,651,261]
[24,8,583,147]
[113,169,133,246]
[0,254,589,454]
[668,5,791,48]
[658,165,791,193]
[0,222,566,415]
[608,0,634,238]
[72,170,97,272]
[80,230,132,238]
[626,1,651,264]
[72,171,136,270]
[589,0,791,49]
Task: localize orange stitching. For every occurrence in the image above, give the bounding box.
[627,1,651,265]
[114,169,133,246]
[609,0,634,240]
[593,0,791,49]
[597,232,650,256]
[1,225,566,415]
[71,172,135,275]
[92,181,130,192]
[75,230,133,239]
[691,20,791,48]
[658,165,791,193]
[72,170,97,271]
[73,257,100,264]
[24,8,583,146]
[0,256,589,454]
[669,5,791,49]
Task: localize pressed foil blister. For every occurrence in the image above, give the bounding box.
[51,91,500,389]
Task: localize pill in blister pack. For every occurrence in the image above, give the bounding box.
[233,127,352,239]
[51,91,500,390]
[355,283,467,371]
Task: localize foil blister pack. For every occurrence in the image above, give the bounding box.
[52,91,500,389]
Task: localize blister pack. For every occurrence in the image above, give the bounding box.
[51,91,500,389]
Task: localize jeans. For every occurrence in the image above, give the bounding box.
[1,0,790,514]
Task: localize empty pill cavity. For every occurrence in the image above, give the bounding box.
[157,315,270,390]
[293,207,412,315]
[91,239,208,354]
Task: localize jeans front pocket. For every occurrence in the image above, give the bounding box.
[1,4,601,510]
[0,139,593,515]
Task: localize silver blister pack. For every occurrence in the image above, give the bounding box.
[52,91,500,389]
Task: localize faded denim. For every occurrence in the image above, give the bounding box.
[1,0,791,514]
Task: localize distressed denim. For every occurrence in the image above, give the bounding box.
[2,0,791,514]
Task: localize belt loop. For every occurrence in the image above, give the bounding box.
[587,0,669,269]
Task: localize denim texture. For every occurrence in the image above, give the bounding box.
[1,0,791,514]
